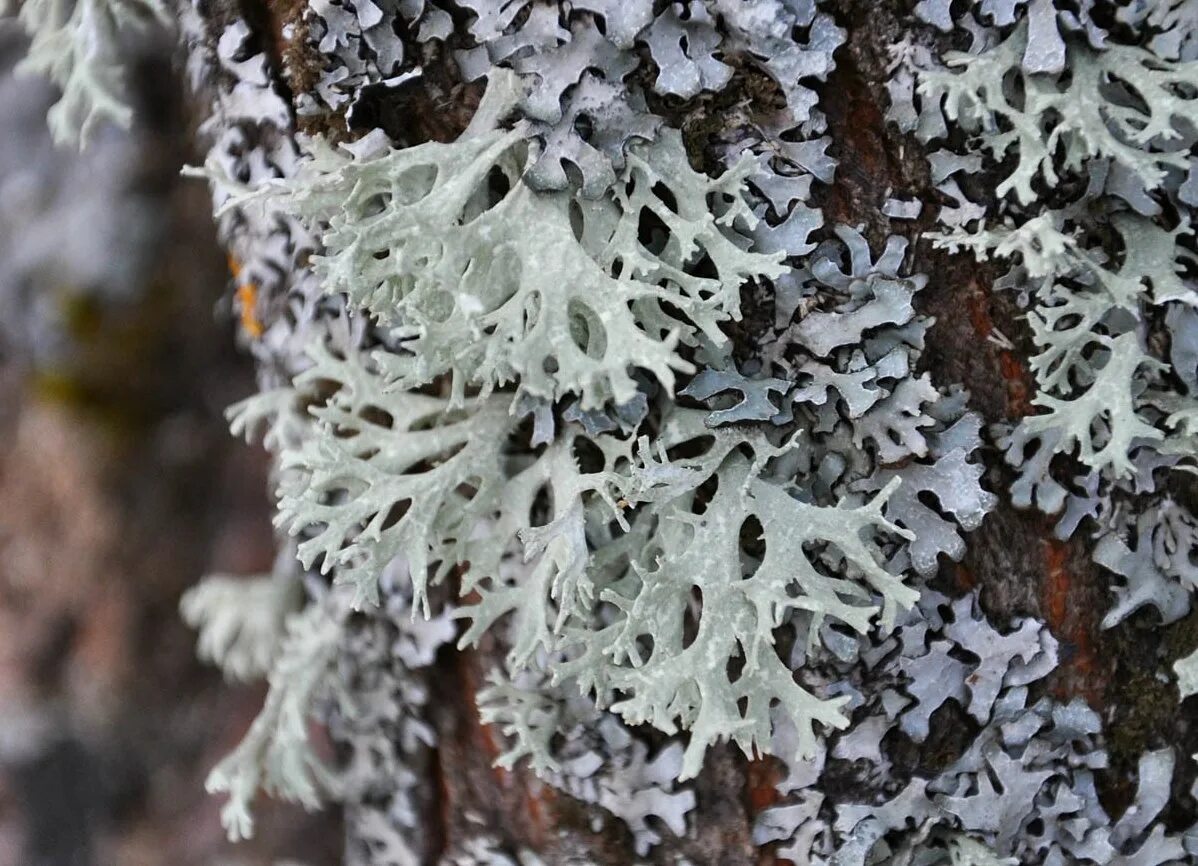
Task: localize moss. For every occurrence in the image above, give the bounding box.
[60,292,104,340]
[882,699,978,779]
[1099,607,1198,779]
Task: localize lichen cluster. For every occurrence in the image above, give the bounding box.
[901,0,1198,717]
[7,0,1198,862]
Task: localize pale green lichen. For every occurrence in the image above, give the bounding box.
[180,564,304,682]
[935,208,1193,478]
[561,411,915,779]
[206,68,925,791]
[222,73,782,410]
[919,20,1198,204]
[168,0,1198,852]
[4,0,169,145]
[205,596,346,840]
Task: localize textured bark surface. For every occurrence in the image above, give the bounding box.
[192,0,1198,863]
[11,1,1194,864]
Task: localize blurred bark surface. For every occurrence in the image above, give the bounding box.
[0,34,339,866]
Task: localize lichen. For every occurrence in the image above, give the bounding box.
[4,0,170,145]
[11,0,1178,857]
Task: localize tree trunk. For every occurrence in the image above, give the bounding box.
[22,0,1196,864]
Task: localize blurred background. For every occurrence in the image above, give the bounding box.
[0,28,338,866]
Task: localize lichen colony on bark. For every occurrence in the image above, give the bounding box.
[5,0,1198,863]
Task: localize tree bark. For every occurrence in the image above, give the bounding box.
[176,0,1198,863]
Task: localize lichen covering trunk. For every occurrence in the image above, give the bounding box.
[7,0,1198,863]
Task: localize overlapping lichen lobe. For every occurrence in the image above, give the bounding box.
[823,6,1026,436]
[822,1,1041,429]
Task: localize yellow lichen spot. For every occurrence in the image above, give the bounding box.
[236,282,264,339]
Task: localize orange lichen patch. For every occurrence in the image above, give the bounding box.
[236,282,265,339]
[1040,539,1105,706]
[228,256,264,338]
